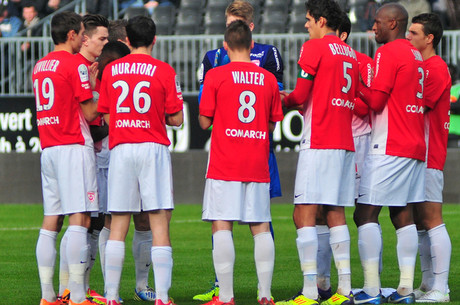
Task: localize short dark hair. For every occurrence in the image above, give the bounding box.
[126,16,156,48]
[108,19,128,42]
[412,13,443,48]
[305,0,343,32]
[21,0,37,10]
[338,11,351,43]
[224,20,252,51]
[51,11,83,45]
[83,14,109,37]
[97,41,131,80]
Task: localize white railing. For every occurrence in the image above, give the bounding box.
[0,31,459,96]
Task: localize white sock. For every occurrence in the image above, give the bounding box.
[36,229,58,302]
[133,230,152,291]
[98,227,110,281]
[66,225,89,303]
[105,240,125,302]
[85,229,100,291]
[330,225,351,295]
[316,225,331,291]
[378,224,383,274]
[296,226,318,300]
[212,230,234,302]
[59,230,69,295]
[417,230,433,291]
[358,223,381,297]
[396,224,418,295]
[152,246,173,303]
[428,224,451,294]
[254,232,274,300]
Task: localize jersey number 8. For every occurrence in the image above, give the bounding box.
[238,90,256,123]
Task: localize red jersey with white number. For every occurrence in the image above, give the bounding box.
[424,55,451,170]
[298,35,358,151]
[98,53,183,149]
[370,39,425,161]
[32,50,93,149]
[200,61,284,182]
[352,51,372,137]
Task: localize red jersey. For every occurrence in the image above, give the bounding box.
[32,50,93,149]
[298,35,358,151]
[424,55,451,170]
[97,53,183,149]
[352,51,373,137]
[370,39,426,161]
[200,61,284,182]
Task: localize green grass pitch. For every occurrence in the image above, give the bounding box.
[0,203,458,305]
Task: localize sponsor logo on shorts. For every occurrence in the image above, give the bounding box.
[87,191,96,202]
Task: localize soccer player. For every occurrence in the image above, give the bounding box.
[97,18,158,303]
[97,16,183,305]
[353,3,426,304]
[58,14,108,303]
[315,12,375,301]
[194,1,284,301]
[406,13,451,303]
[199,20,284,305]
[276,1,358,305]
[33,11,99,305]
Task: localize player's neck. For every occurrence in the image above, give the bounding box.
[131,45,153,55]
[227,49,251,63]
[421,47,436,61]
[79,48,96,62]
[54,42,74,54]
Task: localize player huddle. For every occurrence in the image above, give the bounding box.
[32,1,451,305]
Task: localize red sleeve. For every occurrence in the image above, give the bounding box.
[298,40,321,77]
[164,67,184,114]
[284,77,313,108]
[358,81,389,112]
[372,47,396,95]
[354,98,369,118]
[424,64,449,110]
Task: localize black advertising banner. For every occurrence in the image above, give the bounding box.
[0,95,303,152]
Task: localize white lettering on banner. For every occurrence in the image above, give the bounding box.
[36,116,59,126]
[406,105,424,114]
[0,109,33,131]
[115,119,151,128]
[225,128,267,140]
[331,98,355,110]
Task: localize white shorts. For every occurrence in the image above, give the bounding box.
[358,154,425,206]
[202,179,271,223]
[97,167,109,214]
[425,168,443,203]
[354,133,371,199]
[294,149,355,207]
[108,143,174,213]
[41,144,98,216]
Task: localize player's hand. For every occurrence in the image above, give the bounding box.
[280,91,289,107]
[89,62,99,91]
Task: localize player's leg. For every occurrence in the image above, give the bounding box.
[85,214,104,295]
[37,215,64,304]
[105,213,131,303]
[250,222,274,305]
[133,212,155,301]
[315,206,332,300]
[389,205,418,299]
[324,206,351,299]
[414,202,450,302]
[98,215,111,282]
[353,204,383,302]
[210,220,235,304]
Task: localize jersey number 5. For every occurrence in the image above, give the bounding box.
[341,62,353,94]
[238,90,256,123]
[34,78,55,111]
[113,80,152,114]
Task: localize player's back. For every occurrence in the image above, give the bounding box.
[424,55,451,170]
[298,35,358,151]
[98,53,183,149]
[200,61,283,183]
[370,39,425,161]
[33,50,93,149]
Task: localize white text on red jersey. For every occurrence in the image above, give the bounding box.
[111,62,157,77]
[231,71,265,86]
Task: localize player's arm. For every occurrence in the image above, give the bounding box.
[199,114,212,130]
[264,46,284,91]
[103,113,110,125]
[354,98,369,118]
[166,110,183,127]
[282,76,313,109]
[80,98,99,122]
[269,121,276,133]
[358,82,389,112]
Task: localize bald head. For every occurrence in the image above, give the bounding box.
[373,3,408,44]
